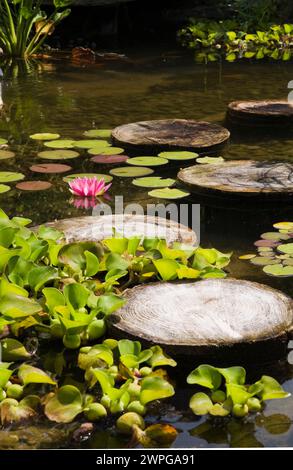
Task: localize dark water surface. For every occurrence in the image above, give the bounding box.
[0,48,292,448]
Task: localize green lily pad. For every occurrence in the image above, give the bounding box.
[38,150,80,160]
[257,247,273,252]
[261,232,290,241]
[0,138,8,145]
[63,173,113,183]
[30,133,60,140]
[90,147,124,156]
[83,129,112,138]
[148,188,190,199]
[238,254,256,260]
[132,177,176,188]
[263,264,293,277]
[278,243,293,254]
[273,222,293,231]
[74,140,110,149]
[250,257,280,266]
[0,150,15,160]
[283,259,293,266]
[158,151,198,161]
[126,156,168,167]
[196,156,225,164]
[109,167,154,177]
[0,184,11,193]
[0,172,25,183]
[44,140,75,149]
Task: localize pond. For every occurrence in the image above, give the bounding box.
[0,47,292,449]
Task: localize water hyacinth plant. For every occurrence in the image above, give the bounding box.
[68,177,112,198]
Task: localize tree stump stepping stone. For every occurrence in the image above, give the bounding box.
[227,100,293,127]
[34,214,197,246]
[177,160,293,199]
[108,279,293,360]
[112,119,230,154]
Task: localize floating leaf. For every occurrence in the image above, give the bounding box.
[254,239,279,247]
[44,140,74,149]
[83,129,112,138]
[217,367,246,385]
[110,167,154,177]
[158,151,198,161]
[0,396,39,424]
[18,364,56,386]
[63,173,113,183]
[140,376,175,405]
[239,254,256,260]
[0,338,31,361]
[0,369,12,388]
[196,156,225,164]
[30,133,60,140]
[273,222,293,231]
[250,257,279,266]
[148,346,177,368]
[74,140,110,149]
[127,157,168,167]
[16,181,52,191]
[0,150,15,160]
[187,365,222,390]
[261,232,289,241]
[91,155,128,164]
[28,266,59,291]
[255,376,291,400]
[30,164,72,174]
[38,150,79,160]
[153,258,180,281]
[78,345,114,370]
[0,184,10,193]
[148,188,190,199]
[0,172,25,183]
[263,264,293,277]
[90,147,124,156]
[190,392,213,415]
[44,385,83,423]
[278,243,293,254]
[132,177,175,188]
[0,138,8,145]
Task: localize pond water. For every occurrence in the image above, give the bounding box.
[0,47,292,449]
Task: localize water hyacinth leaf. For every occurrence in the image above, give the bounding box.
[85,250,100,277]
[132,177,176,188]
[0,294,42,318]
[95,147,124,156]
[0,184,10,193]
[0,172,25,183]
[63,283,90,310]
[16,181,52,191]
[226,383,253,405]
[263,264,293,277]
[78,345,114,370]
[106,253,129,271]
[0,396,39,425]
[97,293,125,315]
[189,392,213,415]
[217,367,246,385]
[30,133,60,140]
[187,365,222,390]
[153,259,180,281]
[273,222,293,231]
[91,155,128,164]
[89,368,114,392]
[0,138,8,145]
[44,140,74,149]
[148,346,177,368]
[127,157,168,167]
[37,225,64,241]
[84,129,112,138]
[278,243,293,254]
[0,369,12,388]
[44,385,83,423]
[43,287,65,314]
[196,156,225,164]
[255,376,290,400]
[38,150,80,160]
[28,266,59,292]
[63,173,113,183]
[0,338,31,361]
[118,340,141,357]
[250,257,279,266]
[18,364,56,386]
[140,376,175,405]
[58,241,103,272]
[30,163,72,174]
[103,238,128,254]
[158,151,198,161]
[138,423,178,447]
[0,150,15,160]
[176,266,200,279]
[110,167,154,177]
[148,188,190,199]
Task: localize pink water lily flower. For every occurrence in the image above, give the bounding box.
[68,177,112,197]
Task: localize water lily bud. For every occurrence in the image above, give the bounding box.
[127,381,141,398]
[211,390,226,404]
[116,412,145,435]
[87,319,106,341]
[247,397,262,412]
[84,403,107,422]
[139,367,152,377]
[127,400,146,415]
[63,333,81,349]
[50,320,64,339]
[0,388,6,402]
[100,395,111,409]
[232,403,249,418]
[6,384,24,400]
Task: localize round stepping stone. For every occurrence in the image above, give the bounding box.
[112,119,230,153]
[33,214,197,246]
[227,100,293,127]
[177,160,293,199]
[30,163,72,174]
[107,279,293,359]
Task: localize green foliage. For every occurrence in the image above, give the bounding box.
[0,0,71,58]
[187,364,290,418]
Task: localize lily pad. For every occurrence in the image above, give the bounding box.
[30,164,72,174]
[63,173,113,183]
[278,243,293,255]
[263,264,293,277]
[273,222,293,231]
[44,140,75,149]
[148,188,190,199]
[250,257,279,266]
[238,254,256,260]
[0,150,15,160]
[74,140,110,149]
[30,133,60,140]
[132,177,176,188]
[90,147,124,156]
[90,155,128,164]
[261,232,290,241]
[254,239,279,248]
[109,167,154,177]
[196,156,225,164]
[0,138,8,145]
[38,150,80,160]
[83,129,112,138]
[126,157,168,167]
[0,184,10,194]
[0,172,25,183]
[16,181,52,191]
[158,151,198,161]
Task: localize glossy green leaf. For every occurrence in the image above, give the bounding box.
[217,366,246,385]
[126,157,168,167]
[278,243,293,254]
[94,147,124,155]
[263,264,293,277]
[44,385,83,423]
[0,172,25,183]
[255,376,291,400]
[0,338,31,361]
[18,364,56,386]
[44,140,74,149]
[189,392,213,415]
[158,151,198,161]
[28,266,59,292]
[140,376,175,405]
[153,258,180,281]
[103,238,128,254]
[30,133,60,140]
[75,140,110,149]
[0,294,42,318]
[43,287,65,314]
[85,250,100,277]
[63,283,90,310]
[148,345,177,368]
[187,365,222,390]
[132,177,176,188]
[0,369,12,388]
[226,383,252,405]
[97,293,125,315]
[118,340,141,356]
[78,345,114,370]
[106,253,129,271]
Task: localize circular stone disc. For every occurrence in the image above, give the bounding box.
[112,119,230,153]
[16,181,52,191]
[177,160,293,198]
[30,163,72,174]
[227,100,293,126]
[33,214,197,246]
[107,279,293,356]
